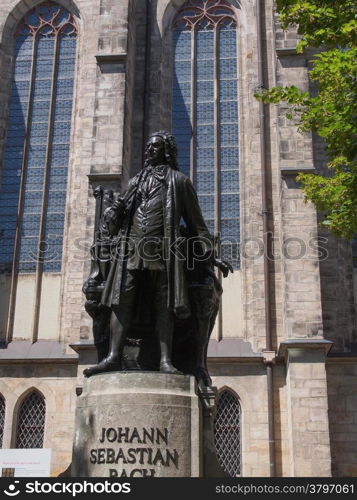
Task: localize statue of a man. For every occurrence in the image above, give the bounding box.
[84,131,215,377]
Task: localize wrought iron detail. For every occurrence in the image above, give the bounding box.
[0,395,5,448]
[214,389,241,476]
[15,391,46,449]
[173,0,236,29]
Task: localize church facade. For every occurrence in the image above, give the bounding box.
[0,0,356,477]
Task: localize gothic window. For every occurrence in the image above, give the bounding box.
[214,388,241,476]
[15,390,46,448]
[0,2,77,274]
[0,395,5,447]
[172,0,240,268]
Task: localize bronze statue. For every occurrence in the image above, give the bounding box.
[83,131,232,385]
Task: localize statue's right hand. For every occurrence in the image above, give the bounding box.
[103,206,120,225]
[111,197,125,214]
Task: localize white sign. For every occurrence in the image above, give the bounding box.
[0,449,51,477]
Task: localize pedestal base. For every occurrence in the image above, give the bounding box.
[71,372,201,477]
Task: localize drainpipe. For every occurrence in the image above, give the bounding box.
[256,0,276,477]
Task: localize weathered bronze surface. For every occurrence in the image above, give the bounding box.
[83,131,232,386]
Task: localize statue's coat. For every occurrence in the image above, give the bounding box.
[101,167,213,319]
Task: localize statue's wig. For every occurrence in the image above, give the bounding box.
[144,131,179,170]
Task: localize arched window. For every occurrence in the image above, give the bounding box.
[15,390,46,448]
[214,388,241,476]
[0,395,5,447]
[172,0,240,268]
[0,2,77,274]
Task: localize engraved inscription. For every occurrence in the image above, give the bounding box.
[89,427,180,477]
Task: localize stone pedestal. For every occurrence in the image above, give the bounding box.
[71,372,201,477]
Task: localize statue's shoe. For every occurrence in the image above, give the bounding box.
[83,359,122,378]
[159,361,183,375]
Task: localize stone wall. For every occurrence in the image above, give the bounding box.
[273,364,290,477]
[0,362,77,476]
[211,363,271,477]
[284,346,331,476]
[327,361,357,477]
[275,30,323,345]
[275,9,357,351]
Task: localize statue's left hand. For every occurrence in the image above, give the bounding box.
[213,258,234,278]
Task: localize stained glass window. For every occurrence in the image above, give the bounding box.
[15,390,45,449]
[172,0,240,268]
[0,395,5,448]
[214,389,241,476]
[0,2,77,274]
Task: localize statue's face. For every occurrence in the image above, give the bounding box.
[146,136,165,166]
